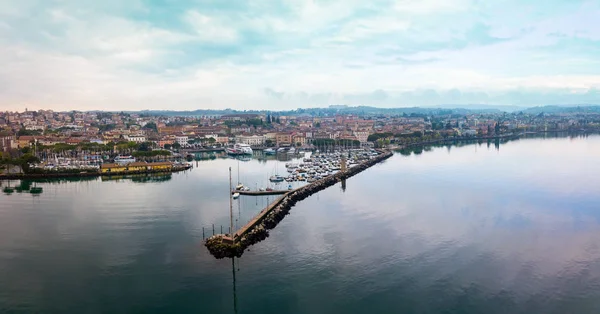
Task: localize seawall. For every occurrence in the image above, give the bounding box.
[0,164,192,180]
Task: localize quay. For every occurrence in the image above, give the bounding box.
[0,162,192,180]
[205,150,394,259]
[233,190,288,196]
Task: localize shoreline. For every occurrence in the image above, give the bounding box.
[393,130,599,150]
[0,165,192,181]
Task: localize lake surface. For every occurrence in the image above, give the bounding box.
[1,134,600,313]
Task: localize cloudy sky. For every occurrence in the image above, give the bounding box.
[1,0,599,111]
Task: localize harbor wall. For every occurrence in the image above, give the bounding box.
[205,150,393,259]
[0,165,191,180]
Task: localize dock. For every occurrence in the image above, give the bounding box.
[233,190,289,196]
[205,150,394,259]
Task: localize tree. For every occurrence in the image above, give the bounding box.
[315,122,321,128]
[265,139,274,147]
[296,142,302,147]
[138,141,154,152]
[208,137,216,144]
[142,122,158,132]
[172,142,181,150]
[164,144,172,150]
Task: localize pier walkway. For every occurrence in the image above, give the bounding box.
[233,190,289,196]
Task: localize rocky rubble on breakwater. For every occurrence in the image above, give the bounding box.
[205,150,393,259]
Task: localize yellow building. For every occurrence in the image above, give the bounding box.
[148,162,172,171]
[101,161,173,174]
[100,163,127,174]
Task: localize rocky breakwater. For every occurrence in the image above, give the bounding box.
[205,150,393,259]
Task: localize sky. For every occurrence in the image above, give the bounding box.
[1,0,599,111]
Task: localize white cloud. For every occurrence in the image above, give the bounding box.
[183,10,239,43]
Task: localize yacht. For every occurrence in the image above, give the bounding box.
[269,175,285,182]
[234,143,253,155]
[114,155,135,164]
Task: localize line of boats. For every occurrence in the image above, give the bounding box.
[226,144,303,156]
[276,149,380,183]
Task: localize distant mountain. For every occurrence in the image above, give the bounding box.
[110,104,600,117]
[435,104,528,112]
[520,105,600,114]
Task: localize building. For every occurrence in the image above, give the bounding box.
[276,133,293,146]
[292,133,306,146]
[353,131,370,143]
[236,134,265,146]
[221,114,263,122]
[175,136,189,147]
[0,134,16,152]
[101,162,173,174]
[125,135,146,143]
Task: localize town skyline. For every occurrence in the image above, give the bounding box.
[1,1,600,111]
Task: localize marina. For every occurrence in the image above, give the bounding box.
[205,148,393,258]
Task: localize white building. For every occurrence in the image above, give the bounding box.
[236,135,266,146]
[353,131,370,143]
[175,136,189,147]
[125,135,146,143]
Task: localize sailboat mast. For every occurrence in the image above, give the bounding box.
[229,167,234,238]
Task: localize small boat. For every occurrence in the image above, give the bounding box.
[259,188,266,191]
[266,187,274,191]
[232,192,240,199]
[235,184,244,190]
[269,175,285,182]
[288,184,293,190]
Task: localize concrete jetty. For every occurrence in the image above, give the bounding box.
[233,190,289,196]
[205,150,393,259]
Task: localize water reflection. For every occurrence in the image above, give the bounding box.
[1,133,600,313]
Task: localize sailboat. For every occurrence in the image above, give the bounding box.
[269,162,284,182]
[235,159,244,190]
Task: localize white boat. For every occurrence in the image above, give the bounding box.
[235,184,244,190]
[232,192,240,199]
[264,148,276,155]
[114,155,135,164]
[226,147,242,155]
[277,147,286,153]
[269,175,285,182]
[287,148,296,154]
[234,143,253,155]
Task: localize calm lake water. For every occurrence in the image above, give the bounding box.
[1,134,600,313]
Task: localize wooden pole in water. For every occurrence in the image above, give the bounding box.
[229,167,234,238]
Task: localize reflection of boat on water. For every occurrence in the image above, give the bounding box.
[30,187,43,194]
[235,144,253,155]
[227,144,253,155]
[264,148,276,155]
[101,173,172,183]
[287,148,296,155]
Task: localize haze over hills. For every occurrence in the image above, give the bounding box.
[128,105,600,117]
